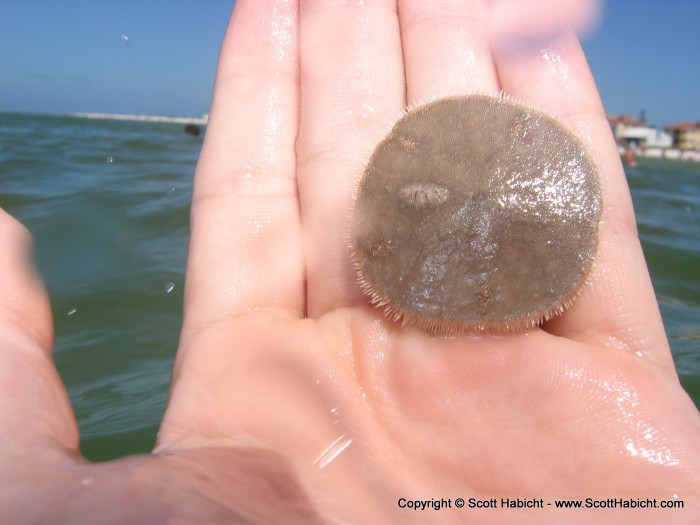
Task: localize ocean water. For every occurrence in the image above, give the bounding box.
[0,112,699,462]
[1,113,193,460]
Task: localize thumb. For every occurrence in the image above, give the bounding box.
[0,209,78,456]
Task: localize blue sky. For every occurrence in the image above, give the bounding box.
[1,0,698,126]
[584,0,699,127]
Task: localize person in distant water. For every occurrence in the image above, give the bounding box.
[185,124,200,136]
[620,138,637,168]
[1,0,698,523]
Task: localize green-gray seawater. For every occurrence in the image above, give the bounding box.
[1,112,699,462]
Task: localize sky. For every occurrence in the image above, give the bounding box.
[1,0,698,127]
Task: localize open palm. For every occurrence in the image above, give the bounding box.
[2,1,699,523]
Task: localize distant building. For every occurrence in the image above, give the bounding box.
[607,114,644,139]
[618,126,673,148]
[607,115,673,148]
[665,122,700,151]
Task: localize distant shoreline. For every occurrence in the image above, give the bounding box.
[67,112,208,125]
[618,145,700,163]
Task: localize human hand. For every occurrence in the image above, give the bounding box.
[2,0,699,523]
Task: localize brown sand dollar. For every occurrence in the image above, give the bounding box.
[352,95,602,334]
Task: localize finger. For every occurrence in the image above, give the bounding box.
[0,210,52,352]
[0,210,78,454]
[296,0,404,317]
[183,0,304,338]
[398,0,499,102]
[493,33,673,371]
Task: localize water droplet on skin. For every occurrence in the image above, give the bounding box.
[329,406,342,424]
[541,47,570,79]
[462,49,476,69]
[313,435,353,469]
[164,282,175,294]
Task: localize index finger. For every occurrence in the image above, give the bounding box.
[182,0,304,340]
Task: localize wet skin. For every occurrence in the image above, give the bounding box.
[1,0,699,523]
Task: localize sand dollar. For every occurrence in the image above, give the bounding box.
[352,95,602,334]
